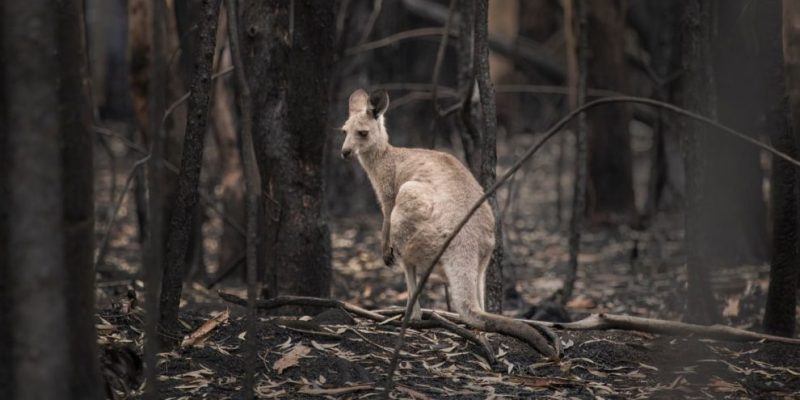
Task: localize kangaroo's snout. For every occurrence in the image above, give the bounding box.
[341,148,353,159]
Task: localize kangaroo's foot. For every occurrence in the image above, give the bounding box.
[406,300,422,320]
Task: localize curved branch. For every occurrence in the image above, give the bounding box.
[431,0,457,117]
[345,27,453,55]
[384,95,800,387]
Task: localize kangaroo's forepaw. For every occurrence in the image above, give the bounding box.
[382,246,395,267]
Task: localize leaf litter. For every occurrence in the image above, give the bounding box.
[93,131,800,399]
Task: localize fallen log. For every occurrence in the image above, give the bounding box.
[372,306,800,345]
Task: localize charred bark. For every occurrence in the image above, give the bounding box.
[707,0,769,264]
[159,0,221,344]
[210,8,246,281]
[585,0,636,223]
[0,4,9,396]
[142,0,167,396]
[241,0,333,311]
[563,0,588,303]
[678,0,721,325]
[764,0,800,337]
[57,0,103,397]
[225,0,259,396]
[3,0,70,396]
[475,0,504,313]
[456,0,480,174]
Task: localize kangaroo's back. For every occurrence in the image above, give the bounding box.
[391,147,495,255]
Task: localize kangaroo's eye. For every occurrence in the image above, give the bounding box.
[357,130,369,138]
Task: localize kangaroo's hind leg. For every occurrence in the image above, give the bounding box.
[390,181,435,321]
[401,261,422,320]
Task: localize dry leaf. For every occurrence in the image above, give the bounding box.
[273,344,311,374]
[181,309,230,348]
[297,384,373,395]
[709,377,745,393]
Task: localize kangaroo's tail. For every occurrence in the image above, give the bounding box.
[461,307,559,359]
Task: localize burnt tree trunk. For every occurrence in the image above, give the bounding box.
[457,0,480,174]
[241,0,333,310]
[210,8,246,281]
[159,0,221,344]
[0,3,9,396]
[635,0,683,216]
[563,0,589,303]
[585,0,636,223]
[128,0,187,246]
[764,0,800,337]
[3,0,71,396]
[707,0,769,264]
[225,0,258,395]
[475,0,504,313]
[57,0,103,397]
[679,0,720,325]
[142,0,167,396]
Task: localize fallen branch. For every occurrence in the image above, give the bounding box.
[219,292,388,322]
[374,306,800,345]
[219,292,496,362]
[542,313,800,345]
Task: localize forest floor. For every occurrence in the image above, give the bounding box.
[95,132,800,399]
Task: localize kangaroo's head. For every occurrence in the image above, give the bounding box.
[341,89,390,159]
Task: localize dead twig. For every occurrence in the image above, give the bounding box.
[93,126,246,238]
[225,0,259,397]
[357,0,383,45]
[345,27,453,55]
[94,155,151,269]
[219,292,388,322]
[430,0,457,118]
[204,252,245,289]
[539,313,800,345]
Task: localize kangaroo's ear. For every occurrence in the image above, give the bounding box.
[349,89,369,115]
[368,89,390,119]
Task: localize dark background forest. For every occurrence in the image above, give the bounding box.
[2,0,800,398]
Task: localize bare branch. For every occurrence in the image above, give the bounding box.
[225,0,259,397]
[345,27,452,55]
[358,0,383,45]
[94,155,151,269]
[430,0,457,117]
[92,127,246,238]
[383,95,800,389]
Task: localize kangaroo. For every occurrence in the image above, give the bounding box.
[341,89,556,358]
